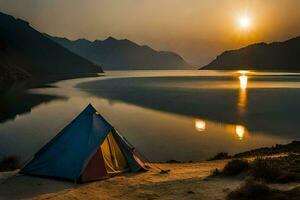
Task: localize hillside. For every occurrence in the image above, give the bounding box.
[0,63,29,86]
[201,36,300,70]
[0,12,102,86]
[0,62,30,87]
[0,39,30,87]
[47,35,191,70]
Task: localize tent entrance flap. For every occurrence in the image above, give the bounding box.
[100,131,129,174]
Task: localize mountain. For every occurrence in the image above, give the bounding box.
[0,61,30,87]
[0,39,31,87]
[0,12,101,87]
[201,36,300,70]
[46,35,191,70]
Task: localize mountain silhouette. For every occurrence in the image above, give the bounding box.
[201,36,300,70]
[46,34,191,70]
[0,12,102,87]
[0,37,31,87]
[0,39,30,86]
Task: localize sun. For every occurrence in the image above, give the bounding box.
[238,16,251,29]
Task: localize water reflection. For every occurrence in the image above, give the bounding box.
[238,86,247,114]
[1,70,298,162]
[238,72,248,115]
[77,72,300,139]
[239,75,248,89]
[225,124,247,141]
[195,119,206,132]
[235,125,246,140]
[0,89,65,123]
[194,117,247,141]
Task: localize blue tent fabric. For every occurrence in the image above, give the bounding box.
[20,104,145,181]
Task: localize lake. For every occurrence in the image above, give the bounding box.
[1,70,300,163]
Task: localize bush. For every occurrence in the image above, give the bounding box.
[222,159,250,176]
[227,180,300,200]
[276,172,300,183]
[0,156,19,172]
[207,152,231,161]
[250,158,282,182]
[227,180,271,200]
[212,156,300,183]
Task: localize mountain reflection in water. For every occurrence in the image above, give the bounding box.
[77,71,300,139]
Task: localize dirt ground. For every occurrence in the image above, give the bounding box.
[0,161,299,200]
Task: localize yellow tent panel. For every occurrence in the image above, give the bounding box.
[100,131,128,173]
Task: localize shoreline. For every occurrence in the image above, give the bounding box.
[1,158,299,200]
[0,161,235,200]
[1,142,300,199]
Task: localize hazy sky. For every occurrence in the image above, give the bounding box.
[1,0,300,66]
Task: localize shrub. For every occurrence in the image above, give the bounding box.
[222,159,250,176]
[211,156,300,183]
[0,156,19,172]
[207,152,231,161]
[226,180,271,200]
[250,158,282,182]
[227,180,300,200]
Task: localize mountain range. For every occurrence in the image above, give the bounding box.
[0,12,101,87]
[201,36,300,70]
[3,10,300,88]
[46,35,191,70]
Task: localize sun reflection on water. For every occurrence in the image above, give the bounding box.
[238,85,247,114]
[238,71,248,114]
[239,75,248,89]
[194,119,248,140]
[238,70,249,75]
[235,125,245,140]
[195,119,206,132]
[225,124,248,141]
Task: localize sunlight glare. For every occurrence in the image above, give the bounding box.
[238,70,249,75]
[239,16,251,29]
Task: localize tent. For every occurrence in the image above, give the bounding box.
[20,104,147,182]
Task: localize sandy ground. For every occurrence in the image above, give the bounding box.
[0,161,299,200]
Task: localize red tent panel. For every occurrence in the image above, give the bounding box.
[81,148,107,182]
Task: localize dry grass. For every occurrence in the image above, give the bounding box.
[250,156,300,183]
[227,180,300,200]
[211,159,249,177]
[212,155,300,183]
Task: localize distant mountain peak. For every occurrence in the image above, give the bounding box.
[74,38,91,43]
[48,34,191,70]
[201,35,300,70]
[104,36,118,42]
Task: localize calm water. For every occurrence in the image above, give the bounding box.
[1,70,300,162]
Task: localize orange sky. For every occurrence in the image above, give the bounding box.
[1,0,300,67]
